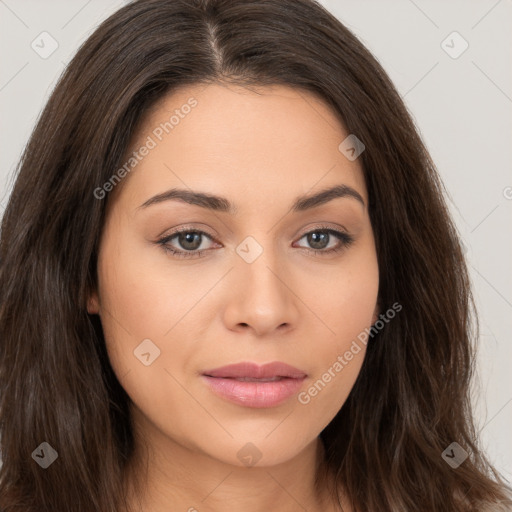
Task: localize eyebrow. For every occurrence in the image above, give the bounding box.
[138,184,365,214]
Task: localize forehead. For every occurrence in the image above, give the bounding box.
[115,82,367,210]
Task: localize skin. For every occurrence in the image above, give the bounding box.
[88,83,379,512]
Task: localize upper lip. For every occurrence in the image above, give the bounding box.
[202,362,307,379]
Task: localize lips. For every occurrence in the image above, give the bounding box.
[201,362,307,408]
[202,361,307,380]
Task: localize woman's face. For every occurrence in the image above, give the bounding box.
[89,83,379,467]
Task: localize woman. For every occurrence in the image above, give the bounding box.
[0,0,510,510]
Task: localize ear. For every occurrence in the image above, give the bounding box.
[87,290,100,315]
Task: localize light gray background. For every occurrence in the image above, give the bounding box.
[0,0,510,479]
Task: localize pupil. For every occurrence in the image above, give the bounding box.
[309,231,328,249]
[179,232,201,250]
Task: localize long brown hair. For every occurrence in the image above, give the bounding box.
[1,0,510,510]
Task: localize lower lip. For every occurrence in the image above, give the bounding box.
[201,375,306,408]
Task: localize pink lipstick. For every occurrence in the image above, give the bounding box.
[201,361,307,408]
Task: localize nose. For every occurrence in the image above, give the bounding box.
[222,251,301,337]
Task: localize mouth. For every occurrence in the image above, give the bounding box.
[217,376,287,382]
[202,361,307,379]
[201,361,307,408]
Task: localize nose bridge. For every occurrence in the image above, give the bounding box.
[237,233,286,305]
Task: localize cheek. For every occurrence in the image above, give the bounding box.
[95,245,199,434]
[95,232,220,412]
[96,232,198,342]
[302,238,379,347]
[94,231,171,377]
[296,291,372,426]
[296,244,378,416]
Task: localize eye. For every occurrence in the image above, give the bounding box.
[157,228,218,259]
[293,226,354,255]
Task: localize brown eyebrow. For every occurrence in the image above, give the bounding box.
[138,184,365,213]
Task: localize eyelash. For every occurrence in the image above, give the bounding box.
[156,225,354,259]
